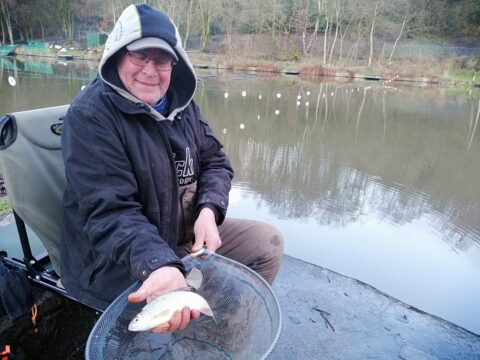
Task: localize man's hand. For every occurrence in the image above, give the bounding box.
[151,306,200,333]
[192,207,221,253]
[128,266,200,333]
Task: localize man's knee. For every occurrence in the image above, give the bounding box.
[250,221,283,284]
[258,222,283,256]
[218,218,284,284]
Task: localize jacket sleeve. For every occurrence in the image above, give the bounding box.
[189,101,234,225]
[62,105,184,281]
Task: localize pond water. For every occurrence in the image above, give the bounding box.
[1,57,479,335]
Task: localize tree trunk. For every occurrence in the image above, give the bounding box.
[0,0,14,45]
[226,20,233,56]
[338,23,349,64]
[1,19,4,44]
[304,0,322,55]
[328,0,340,65]
[305,18,319,55]
[388,9,408,63]
[39,19,45,41]
[111,0,117,26]
[271,0,278,46]
[323,10,329,65]
[368,3,378,67]
[183,0,193,50]
[200,12,210,51]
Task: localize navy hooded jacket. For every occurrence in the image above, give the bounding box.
[60,4,233,310]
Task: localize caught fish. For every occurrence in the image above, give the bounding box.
[128,290,213,332]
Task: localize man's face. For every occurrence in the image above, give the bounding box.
[117,48,173,105]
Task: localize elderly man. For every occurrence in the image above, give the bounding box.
[60,4,283,332]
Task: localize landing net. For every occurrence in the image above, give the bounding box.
[85,250,282,359]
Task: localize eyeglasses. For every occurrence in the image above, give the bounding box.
[127,51,176,71]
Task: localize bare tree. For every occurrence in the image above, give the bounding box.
[55,0,75,40]
[303,0,322,55]
[323,0,330,65]
[368,2,379,67]
[0,0,14,44]
[197,0,218,51]
[387,0,412,63]
[1,17,5,43]
[328,0,340,65]
[183,0,194,50]
[347,13,364,63]
[220,0,241,55]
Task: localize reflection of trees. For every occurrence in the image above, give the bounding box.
[0,57,95,81]
[0,59,92,112]
[195,76,480,250]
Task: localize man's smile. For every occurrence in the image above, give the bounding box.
[136,79,160,86]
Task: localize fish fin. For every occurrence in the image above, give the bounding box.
[185,267,203,290]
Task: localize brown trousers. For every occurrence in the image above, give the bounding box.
[217,218,284,285]
[178,218,283,285]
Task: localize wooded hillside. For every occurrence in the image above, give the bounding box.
[1,0,479,69]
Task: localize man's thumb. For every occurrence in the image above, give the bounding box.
[191,242,203,253]
[191,232,205,253]
[128,286,147,303]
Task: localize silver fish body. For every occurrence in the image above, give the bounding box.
[128,290,213,332]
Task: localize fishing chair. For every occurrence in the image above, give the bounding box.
[0,105,79,303]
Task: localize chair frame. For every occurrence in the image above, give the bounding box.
[1,211,74,300]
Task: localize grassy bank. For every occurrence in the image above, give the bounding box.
[186,52,479,88]
[6,43,480,89]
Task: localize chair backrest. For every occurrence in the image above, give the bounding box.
[0,105,69,275]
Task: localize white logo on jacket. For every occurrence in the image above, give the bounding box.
[175,147,195,186]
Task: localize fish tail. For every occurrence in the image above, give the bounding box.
[200,307,218,325]
[200,306,213,317]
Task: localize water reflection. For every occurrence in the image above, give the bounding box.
[1,60,479,334]
[197,77,480,240]
[195,76,480,334]
[0,57,95,112]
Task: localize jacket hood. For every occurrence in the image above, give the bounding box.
[98,4,196,120]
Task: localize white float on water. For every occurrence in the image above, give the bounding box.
[8,76,16,87]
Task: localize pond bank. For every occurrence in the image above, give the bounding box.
[3,46,479,89]
[1,254,478,359]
